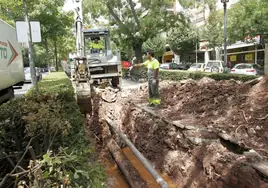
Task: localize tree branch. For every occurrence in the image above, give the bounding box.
[0,138,33,187]
[106,2,135,40]
[127,0,141,29]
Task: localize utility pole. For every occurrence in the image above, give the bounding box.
[23,0,38,92]
[195,2,198,71]
[222,0,229,66]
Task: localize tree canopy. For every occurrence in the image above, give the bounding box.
[227,0,268,44]
[0,0,74,69]
[83,0,187,61]
[168,26,197,56]
[201,10,223,48]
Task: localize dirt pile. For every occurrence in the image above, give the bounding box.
[97,76,268,187]
[156,76,268,154]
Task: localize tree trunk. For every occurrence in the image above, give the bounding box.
[133,43,143,63]
[54,39,58,71]
[45,38,49,69]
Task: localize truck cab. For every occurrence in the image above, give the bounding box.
[83,28,122,87]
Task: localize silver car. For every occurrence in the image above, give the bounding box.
[230,63,264,76]
[188,63,205,72]
[24,67,42,83]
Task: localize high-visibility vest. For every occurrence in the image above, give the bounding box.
[90,42,103,49]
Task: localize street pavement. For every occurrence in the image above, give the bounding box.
[14,76,143,98]
[121,79,145,89]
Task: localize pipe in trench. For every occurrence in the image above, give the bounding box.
[105,117,170,188]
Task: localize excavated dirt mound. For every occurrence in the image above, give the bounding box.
[96,76,268,187]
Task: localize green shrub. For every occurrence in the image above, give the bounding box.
[0,72,106,188]
[160,70,258,82]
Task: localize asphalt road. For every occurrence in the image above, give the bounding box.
[14,83,33,98]
[14,72,49,98]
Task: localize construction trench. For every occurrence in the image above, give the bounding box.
[76,76,268,188]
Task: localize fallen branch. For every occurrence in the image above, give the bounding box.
[2,152,26,172]
[8,170,30,177]
[241,110,249,124]
[3,152,15,168]
[235,125,246,135]
[245,76,263,85]
[0,138,33,187]
[256,114,268,120]
[93,133,100,141]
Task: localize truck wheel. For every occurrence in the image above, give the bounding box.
[111,77,119,87]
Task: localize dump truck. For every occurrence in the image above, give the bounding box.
[0,19,24,103]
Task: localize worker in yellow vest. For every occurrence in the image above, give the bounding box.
[132,50,160,107]
[90,38,103,53]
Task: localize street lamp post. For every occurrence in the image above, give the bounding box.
[221,0,229,66]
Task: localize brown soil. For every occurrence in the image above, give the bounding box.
[94,76,268,188]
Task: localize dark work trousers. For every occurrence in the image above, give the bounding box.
[148,80,160,105]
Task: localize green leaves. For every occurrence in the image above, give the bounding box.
[0,72,106,187]
[39,147,106,187]
[143,35,166,56]
[227,0,268,44]
[201,10,223,48]
[0,0,74,67]
[201,0,268,46]
[168,26,197,56]
[83,0,185,58]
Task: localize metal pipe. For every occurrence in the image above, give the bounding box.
[105,117,170,188]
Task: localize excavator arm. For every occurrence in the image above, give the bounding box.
[71,0,92,111]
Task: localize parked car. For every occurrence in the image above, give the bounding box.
[24,67,31,83]
[50,67,56,72]
[188,63,205,72]
[177,64,190,70]
[24,67,42,83]
[230,63,264,76]
[40,68,48,72]
[204,60,226,73]
[160,63,189,70]
[160,63,178,70]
